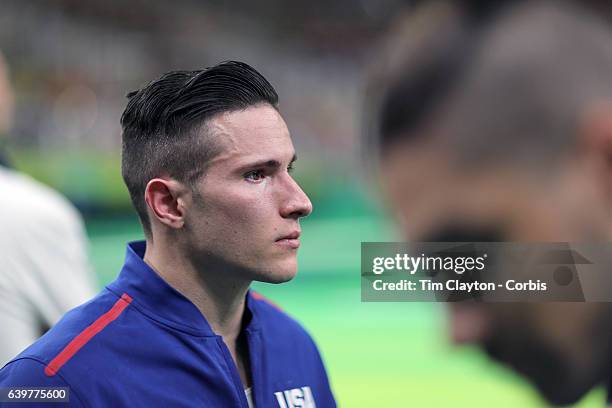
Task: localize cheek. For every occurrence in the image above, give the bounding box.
[197,186,277,235]
[538,305,602,350]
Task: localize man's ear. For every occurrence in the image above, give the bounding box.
[144,178,190,230]
[579,101,612,200]
[580,101,612,162]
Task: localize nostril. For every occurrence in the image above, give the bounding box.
[300,202,313,218]
[290,209,306,219]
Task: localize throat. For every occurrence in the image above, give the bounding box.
[227,331,252,389]
[144,241,251,336]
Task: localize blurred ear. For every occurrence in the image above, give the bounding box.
[579,101,612,201]
[580,101,612,161]
[144,178,189,230]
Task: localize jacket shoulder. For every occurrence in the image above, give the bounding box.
[5,290,132,380]
[0,358,86,407]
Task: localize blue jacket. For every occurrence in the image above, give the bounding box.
[0,241,336,407]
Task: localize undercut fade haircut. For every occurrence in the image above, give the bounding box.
[120,61,279,237]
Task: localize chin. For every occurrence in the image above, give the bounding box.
[259,273,296,284]
[486,342,593,407]
[529,364,604,407]
[253,260,298,284]
[534,380,590,407]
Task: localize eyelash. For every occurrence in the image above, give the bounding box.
[244,164,295,182]
[244,169,266,182]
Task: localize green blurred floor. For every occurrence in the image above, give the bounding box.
[85,215,605,408]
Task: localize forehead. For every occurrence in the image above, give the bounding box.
[206,104,293,166]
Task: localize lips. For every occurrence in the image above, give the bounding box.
[275,231,301,249]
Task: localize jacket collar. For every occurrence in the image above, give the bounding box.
[107,240,260,336]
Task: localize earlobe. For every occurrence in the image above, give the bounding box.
[144,178,185,230]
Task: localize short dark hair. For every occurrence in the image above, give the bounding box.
[120,61,279,236]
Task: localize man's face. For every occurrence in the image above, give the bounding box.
[382,146,612,405]
[183,104,312,284]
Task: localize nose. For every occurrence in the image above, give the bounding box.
[279,175,313,219]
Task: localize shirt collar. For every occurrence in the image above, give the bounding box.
[107,240,260,336]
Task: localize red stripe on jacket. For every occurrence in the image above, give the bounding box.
[44,293,132,377]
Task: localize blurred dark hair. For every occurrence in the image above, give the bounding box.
[366,0,521,153]
[120,60,279,236]
[441,0,612,169]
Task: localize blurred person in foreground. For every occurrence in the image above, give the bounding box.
[0,61,335,408]
[0,52,96,366]
[368,0,612,405]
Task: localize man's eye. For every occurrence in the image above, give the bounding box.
[287,163,295,173]
[245,170,265,182]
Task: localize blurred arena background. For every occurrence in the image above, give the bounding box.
[0,1,605,406]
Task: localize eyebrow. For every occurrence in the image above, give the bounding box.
[238,154,297,172]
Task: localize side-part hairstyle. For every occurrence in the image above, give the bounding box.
[120,61,279,236]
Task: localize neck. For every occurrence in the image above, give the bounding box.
[143,236,251,341]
